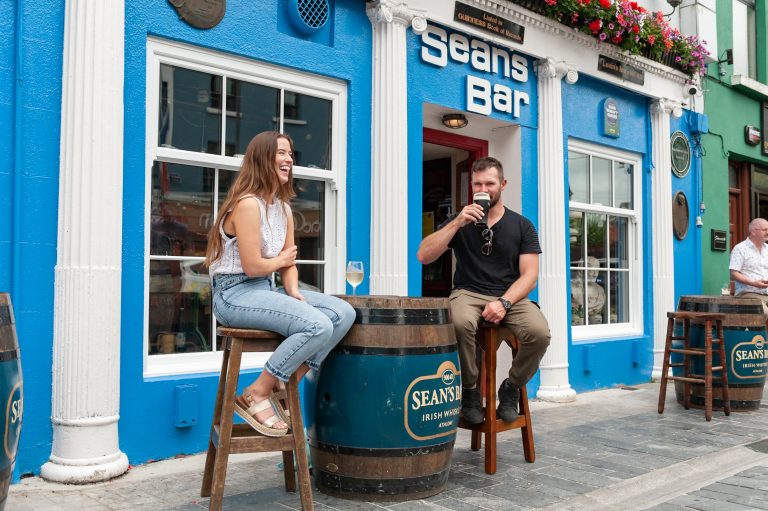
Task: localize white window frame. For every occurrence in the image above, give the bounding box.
[568,139,643,342]
[143,38,348,377]
[732,0,757,79]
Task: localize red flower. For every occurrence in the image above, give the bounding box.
[648,35,656,45]
[629,1,639,10]
[589,20,602,33]
[612,34,623,44]
[599,0,611,7]
[632,25,639,34]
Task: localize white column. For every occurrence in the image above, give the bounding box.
[650,100,676,381]
[40,0,127,483]
[536,58,578,402]
[366,1,426,295]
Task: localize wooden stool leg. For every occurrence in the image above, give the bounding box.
[209,338,244,511]
[282,451,296,493]
[201,342,232,498]
[704,320,713,421]
[717,320,731,416]
[471,430,481,451]
[683,319,692,410]
[483,331,498,475]
[658,317,675,414]
[286,373,314,511]
[519,385,535,463]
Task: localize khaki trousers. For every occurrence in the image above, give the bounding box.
[449,289,551,389]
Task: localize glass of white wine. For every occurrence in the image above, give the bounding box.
[346,261,364,295]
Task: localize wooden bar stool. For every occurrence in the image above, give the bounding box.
[458,323,535,474]
[201,327,313,511]
[658,311,730,422]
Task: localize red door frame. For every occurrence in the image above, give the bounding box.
[423,128,489,205]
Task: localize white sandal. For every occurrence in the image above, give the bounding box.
[234,395,288,437]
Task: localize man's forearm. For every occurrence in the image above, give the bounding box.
[417,220,460,264]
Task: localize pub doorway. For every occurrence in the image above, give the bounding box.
[421,128,488,297]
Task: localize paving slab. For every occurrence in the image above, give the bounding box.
[8,382,768,511]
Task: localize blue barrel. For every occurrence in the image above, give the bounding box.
[306,296,460,501]
[673,295,767,410]
[0,294,22,511]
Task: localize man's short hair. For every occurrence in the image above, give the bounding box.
[471,157,504,181]
[749,218,768,233]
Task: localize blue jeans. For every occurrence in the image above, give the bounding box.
[212,274,356,382]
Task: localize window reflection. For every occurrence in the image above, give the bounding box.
[151,162,214,257]
[149,260,212,355]
[293,179,325,261]
[227,80,279,156]
[283,93,332,169]
[158,64,222,154]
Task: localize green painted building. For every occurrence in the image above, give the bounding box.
[701,0,768,293]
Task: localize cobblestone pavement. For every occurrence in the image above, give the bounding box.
[9,382,768,511]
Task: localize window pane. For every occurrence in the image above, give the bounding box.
[610,271,629,324]
[586,270,609,325]
[586,213,607,268]
[227,79,280,157]
[275,264,324,292]
[609,216,629,269]
[293,178,325,261]
[283,93,332,169]
[591,157,611,206]
[571,269,586,326]
[159,64,222,154]
[728,164,739,188]
[613,161,633,209]
[569,211,584,267]
[218,169,237,209]
[568,151,588,203]
[149,260,212,355]
[151,162,214,257]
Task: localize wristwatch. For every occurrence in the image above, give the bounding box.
[498,297,513,312]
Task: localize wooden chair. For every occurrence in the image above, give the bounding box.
[201,327,313,511]
[458,323,535,474]
[658,311,730,422]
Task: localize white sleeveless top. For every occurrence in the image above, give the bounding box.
[208,195,290,277]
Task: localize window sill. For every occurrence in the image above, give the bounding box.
[731,74,768,101]
[571,325,644,343]
[144,351,269,379]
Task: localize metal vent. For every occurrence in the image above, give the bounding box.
[297,0,329,29]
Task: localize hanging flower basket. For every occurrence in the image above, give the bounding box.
[507,0,709,76]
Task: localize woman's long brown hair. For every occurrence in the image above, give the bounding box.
[205,131,296,267]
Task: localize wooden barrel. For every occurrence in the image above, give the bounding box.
[0,295,22,511]
[673,295,767,411]
[306,296,460,501]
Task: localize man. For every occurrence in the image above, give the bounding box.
[417,157,550,424]
[730,217,768,310]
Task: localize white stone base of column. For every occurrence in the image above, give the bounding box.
[536,385,577,402]
[40,417,128,484]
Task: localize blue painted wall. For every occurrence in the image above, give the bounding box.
[562,75,655,391]
[120,0,371,464]
[670,111,704,302]
[3,1,64,477]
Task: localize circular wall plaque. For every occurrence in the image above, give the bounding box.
[168,0,225,29]
[672,191,689,240]
[670,131,691,178]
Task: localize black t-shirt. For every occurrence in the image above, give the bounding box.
[445,207,542,296]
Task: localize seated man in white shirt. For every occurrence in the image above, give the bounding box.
[729,217,768,312]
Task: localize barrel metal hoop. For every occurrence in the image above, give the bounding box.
[678,302,765,315]
[354,308,450,325]
[317,467,450,495]
[311,440,455,457]
[333,345,457,356]
[0,350,19,362]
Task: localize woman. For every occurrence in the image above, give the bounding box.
[206,131,355,437]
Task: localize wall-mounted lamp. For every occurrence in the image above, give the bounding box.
[442,113,468,129]
[663,0,682,19]
[717,49,733,77]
